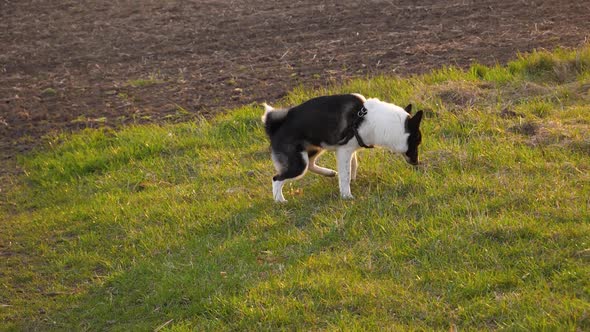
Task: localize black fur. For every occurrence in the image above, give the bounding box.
[404,110,424,165]
[265,94,365,146]
[263,110,288,137]
[265,94,367,181]
[272,151,308,182]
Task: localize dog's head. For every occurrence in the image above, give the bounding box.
[403,104,424,165]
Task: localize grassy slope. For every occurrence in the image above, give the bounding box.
[1,47,589,331]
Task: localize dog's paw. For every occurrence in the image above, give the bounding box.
[340,193,354,200]
[274,196,287,203]
[327,171,337,177]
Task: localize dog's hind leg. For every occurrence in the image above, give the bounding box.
[307,150,337,177]
[272,150,308,202]
[272,180,287,203]
[350,152,358,181]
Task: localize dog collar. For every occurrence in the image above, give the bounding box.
[337,105,374,148]
[353,106,374,149]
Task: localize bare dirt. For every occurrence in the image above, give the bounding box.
[1,0,589,166]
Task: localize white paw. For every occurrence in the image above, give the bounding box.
[273,191,287,203]
[341,193,354,200]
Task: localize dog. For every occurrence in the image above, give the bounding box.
[261,93,423,202]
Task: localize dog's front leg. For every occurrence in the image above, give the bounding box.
[336,148,355,199]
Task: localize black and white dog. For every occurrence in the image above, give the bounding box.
[261,93,423,202]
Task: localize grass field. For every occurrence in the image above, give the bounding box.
[1,46,589,331]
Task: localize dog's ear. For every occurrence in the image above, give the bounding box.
[404,104,412,114]
[407,110,424,131]
[414,110,423,124]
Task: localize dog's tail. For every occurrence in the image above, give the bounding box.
[261,103,288,136]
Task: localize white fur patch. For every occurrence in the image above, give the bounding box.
[261,103,273,123]
[359,98,410,153]
[261,103,289,124]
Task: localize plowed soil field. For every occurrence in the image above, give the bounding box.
[2,0,589,162]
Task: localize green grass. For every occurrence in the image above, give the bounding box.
[40,87,58,97]
[1,46,590,331]
[127,73,164,88]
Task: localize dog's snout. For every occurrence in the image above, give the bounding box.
[404,155,418,166]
